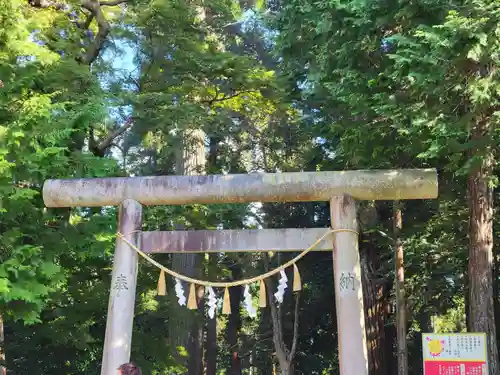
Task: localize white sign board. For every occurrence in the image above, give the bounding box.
[422,333,487,375]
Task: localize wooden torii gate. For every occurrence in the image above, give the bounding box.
[42,169,438,375]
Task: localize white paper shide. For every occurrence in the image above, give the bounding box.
[206,286,217,319]
[175,278,186,306]
[274,270,288,304]
[244,285,257,318]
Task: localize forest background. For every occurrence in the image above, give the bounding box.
[0,0,499,374]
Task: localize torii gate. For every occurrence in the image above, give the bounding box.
[42,169,438,375]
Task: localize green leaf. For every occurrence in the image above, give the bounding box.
[467,44,483,61]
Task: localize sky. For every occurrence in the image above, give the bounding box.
[103,9,259,78]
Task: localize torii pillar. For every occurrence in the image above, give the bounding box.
[42,169,438,375]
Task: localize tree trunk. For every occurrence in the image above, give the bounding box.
[175,129,206,176]
[227,263,243,375]
[205,309,217,375]
[205,255,218,375]
[361,256,388,375]
[170,129,206,374]
[188,285,205,375]
[205,134,219,375]
[493,238,500,362]
[207,136,222,174]
[393,201,407,375]
[265,270,299,375]
[358,203,392,375]
[467,120,498,375]
[277,365,291,375]
[384,323,397,375]
[465,273,471,331]
[256,305,273,375]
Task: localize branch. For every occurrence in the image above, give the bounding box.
[204,90,258,105]
[97,117,134,152]
[109,142,125,154]
[99,0,128,5]
[265,277,287,360]
[288,292,300,361]
[76,13,94,29]
[79,0,111,65]
[28,0,123,65]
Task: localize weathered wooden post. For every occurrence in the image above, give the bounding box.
[42,169,438,375]
[331,195,367,375]
[101,199,142,375]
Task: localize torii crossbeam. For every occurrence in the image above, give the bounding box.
[42,169,438,375]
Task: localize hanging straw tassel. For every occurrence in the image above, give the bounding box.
[259,280,267,308]
[157,270,166,296]
[293,264,302,292]
[222,287,231,315]
[187,283,198,310]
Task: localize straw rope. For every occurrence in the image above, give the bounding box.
[116,228,358,288]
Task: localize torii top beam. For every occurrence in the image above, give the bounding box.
[43,169,438,208]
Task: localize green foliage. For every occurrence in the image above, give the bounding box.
[274,0,500,373]
[0,0,118,325]
[2,0,499,374]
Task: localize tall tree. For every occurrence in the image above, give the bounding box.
[393,201,407,375]
[227,263,243,375]
[171,128,206,374]
[386,7,500,372]
[274,0,500,373]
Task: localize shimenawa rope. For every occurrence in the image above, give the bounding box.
[116,228,358,288]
